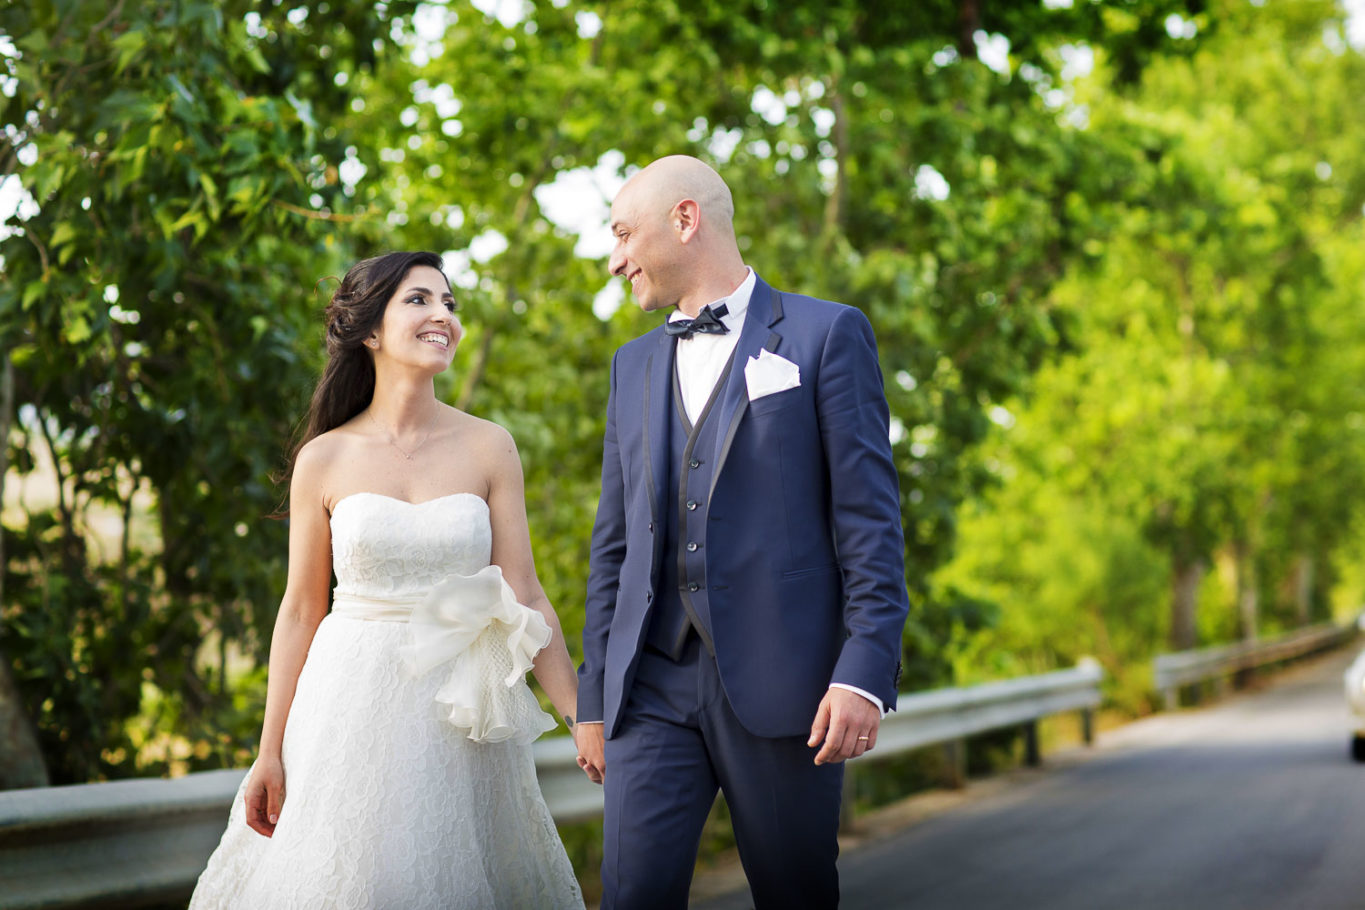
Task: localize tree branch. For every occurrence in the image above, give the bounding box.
[271,199,378,223]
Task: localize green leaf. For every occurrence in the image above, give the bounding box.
[22,280,46,310]
[112,29,146,76]
[169,206,205,234]
[64,315,93,344]
[198,173,221,220]
[51,222,78,249]
[245,45,271,76]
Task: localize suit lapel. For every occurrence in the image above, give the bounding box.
[642,330,674,525]
[708,278,784,499]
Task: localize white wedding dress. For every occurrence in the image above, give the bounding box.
[189,492,583,909]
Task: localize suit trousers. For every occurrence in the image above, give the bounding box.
[601,636,843,910]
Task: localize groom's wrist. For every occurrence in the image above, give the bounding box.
[829,683,886,716]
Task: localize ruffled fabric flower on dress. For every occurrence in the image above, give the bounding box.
[407,565,558,744]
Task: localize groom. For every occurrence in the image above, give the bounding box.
[574,155,909,909]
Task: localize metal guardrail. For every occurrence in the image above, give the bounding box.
[870,658,1102,760]
[0,770,244,910]
[1153,619,1360,710]
[0,660,1103,909]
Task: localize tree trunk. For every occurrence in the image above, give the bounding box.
[1170,555,1204,652]
[1291,553,1313,625]
[957,0,981,59]
[0,354,50,788]
[1235,541,1258,641]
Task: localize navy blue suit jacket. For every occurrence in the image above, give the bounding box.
[578,276,909,738]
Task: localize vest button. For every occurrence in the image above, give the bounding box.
[686,542,698,552]
[686,499,699,511]
[688,582,700,592]
[689,459,701,469]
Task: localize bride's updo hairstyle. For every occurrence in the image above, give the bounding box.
[278,250,447,499]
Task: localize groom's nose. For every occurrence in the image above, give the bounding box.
[609,247,626,278]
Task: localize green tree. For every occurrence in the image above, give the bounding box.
[936,0,1365,704]
[0,0,415,783]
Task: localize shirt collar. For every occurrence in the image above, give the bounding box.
[668,267,755,333]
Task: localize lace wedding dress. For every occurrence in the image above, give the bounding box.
[189,492,583,909]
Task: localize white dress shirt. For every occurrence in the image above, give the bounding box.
[668,268,756,422]
[668,268,886,717]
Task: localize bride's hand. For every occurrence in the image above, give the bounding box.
[244,756,286,837]
[574,724,606,785]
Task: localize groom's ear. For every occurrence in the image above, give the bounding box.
[672,199,700,242]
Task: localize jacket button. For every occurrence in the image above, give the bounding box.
[686,542,699,552]
[646,592,653,603]
[648,522,654,533]
[688,582,700,592]
[686,499,699,511]
[689,459,701,469]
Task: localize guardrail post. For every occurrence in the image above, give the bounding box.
[942,738,966,789]
[1023,721,1041,767]
[1081,707,1095,746]
[1163,686,1179,711]
[840,766,857,831]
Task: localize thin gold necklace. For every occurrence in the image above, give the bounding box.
[368,408,439,460]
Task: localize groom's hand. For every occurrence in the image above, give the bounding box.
[808,687,881,765]
[575,722,606,784]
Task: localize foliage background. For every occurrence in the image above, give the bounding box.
[2,0,1363,848]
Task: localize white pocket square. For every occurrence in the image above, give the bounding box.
[744,349,802,401]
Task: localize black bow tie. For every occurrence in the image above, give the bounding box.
[665,303,730,339]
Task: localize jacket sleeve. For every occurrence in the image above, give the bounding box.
[816,306,909,709]
[577,349,627,723]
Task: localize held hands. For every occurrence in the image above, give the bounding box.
[808,687,881,765]
[575,723,606,785]
[244,756,286,837]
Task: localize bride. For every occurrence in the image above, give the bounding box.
[190,251,584,908]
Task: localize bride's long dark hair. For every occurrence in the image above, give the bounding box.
[277,250,447,502]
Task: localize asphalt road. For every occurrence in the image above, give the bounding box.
[696,646,1365,910]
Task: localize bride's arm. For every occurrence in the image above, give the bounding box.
[243,441,334,837]
[485,425,579,729]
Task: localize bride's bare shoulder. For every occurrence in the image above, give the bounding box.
[449,409,517,457]
[300,422,366,462]
[292,422,368,495]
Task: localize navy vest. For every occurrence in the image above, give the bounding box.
[643,351,736,660]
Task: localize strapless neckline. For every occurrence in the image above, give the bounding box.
[329,489,494,599]
[331,490,488,517]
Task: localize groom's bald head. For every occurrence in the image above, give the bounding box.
[624,155,735,226]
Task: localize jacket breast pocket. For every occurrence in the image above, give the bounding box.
[747,386,803,418]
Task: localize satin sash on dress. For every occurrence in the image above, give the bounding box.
[331,593,418,623]
[330,565,557,745]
